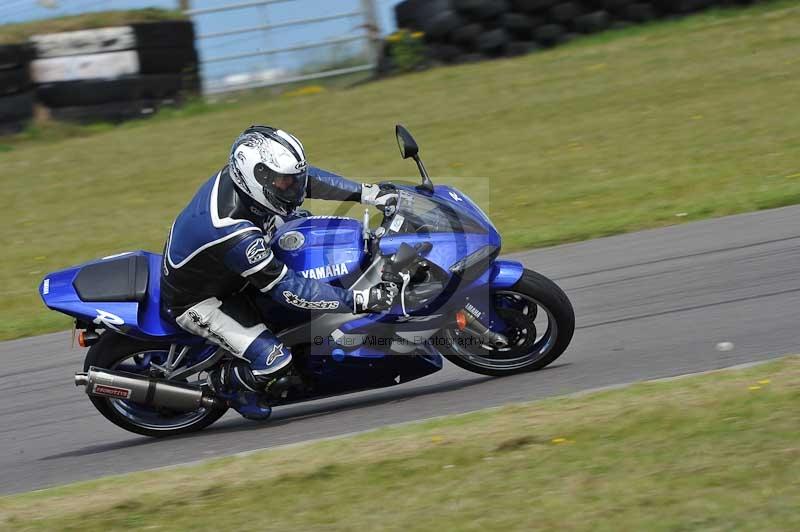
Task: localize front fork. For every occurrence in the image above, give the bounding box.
[451,259,524,348]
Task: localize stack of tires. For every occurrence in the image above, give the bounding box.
[30,20,199,123]
[394,0,767,65]
[0,44,34,133]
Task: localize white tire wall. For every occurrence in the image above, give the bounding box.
[31,51,140,83]
[30,20,198,124]
[29,26,136,58]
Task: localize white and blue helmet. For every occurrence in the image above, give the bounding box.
[229,125,308,215]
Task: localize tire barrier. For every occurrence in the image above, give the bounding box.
[30,20,198,123]
[391,0,770,67]
[0,44,34,133]
[0,19,199,132]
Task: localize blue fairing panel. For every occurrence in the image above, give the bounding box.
[40,261,141,329]
[490,260,524,288]
[379,232,495,273]
[40,251,186,339]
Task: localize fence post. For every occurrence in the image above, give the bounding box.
[360,0,381,66]
[178,0,191,11]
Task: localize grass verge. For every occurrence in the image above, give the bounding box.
[2,1,800,339]
[0,9,186,44]
[1,355,798,531]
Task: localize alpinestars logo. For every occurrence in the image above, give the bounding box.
[266,343,285,365]
[186,310,237,354]
[246,238,269,264]
[283,291,340,310]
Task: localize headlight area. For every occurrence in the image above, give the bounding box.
[449,245,500,280]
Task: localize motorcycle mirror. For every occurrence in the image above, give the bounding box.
[394,124,434,194]
[395,124,418,159]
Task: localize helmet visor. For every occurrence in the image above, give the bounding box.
[254,163,308,206]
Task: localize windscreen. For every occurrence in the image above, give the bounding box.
[386,189,488,235]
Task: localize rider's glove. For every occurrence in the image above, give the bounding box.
[361,183,398,209]
[352,282,398,313]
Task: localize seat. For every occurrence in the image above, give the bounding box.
[73,254,149,303]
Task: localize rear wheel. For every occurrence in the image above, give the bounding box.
[83,332,228,437]
[440,269,574,376]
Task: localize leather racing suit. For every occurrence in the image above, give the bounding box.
[160,164,364,392]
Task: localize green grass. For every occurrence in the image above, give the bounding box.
[0,9,186,44]
[1,355,798,531]
[2,0,800,340]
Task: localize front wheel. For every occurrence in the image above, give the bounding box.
[439,269,575,377]
[83,332,228,437]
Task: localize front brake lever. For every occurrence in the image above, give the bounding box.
[398,271,411,317]
[381,270,411,316]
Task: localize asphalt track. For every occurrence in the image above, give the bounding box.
[1,206,798,495]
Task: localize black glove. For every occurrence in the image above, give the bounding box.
[352,282,398,313]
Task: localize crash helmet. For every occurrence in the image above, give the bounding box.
[228,125,308,215]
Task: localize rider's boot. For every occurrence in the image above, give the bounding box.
[206,341,292,421]
[206,360,271,420]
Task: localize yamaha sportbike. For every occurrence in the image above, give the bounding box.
[39,125,575,437]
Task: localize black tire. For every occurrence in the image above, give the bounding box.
[440,269,575,377]
[83,332,228,438]
[49,99,158,124]
[593,0,631,11]
[454,52,487,64]
[549,2,584,23]
[0,66,30,96]
[0,43,33,70]
[450,23,483,46]
[394,0,419,28]
[476,28,510,55]
[506,40,540,56]
[428,43,462,63]
[534,23,564,46]
[0,120,26,136]
[395,0,450,30]
[610,20,633,30]
[137,46,198,74]
[37,74,185,107]
[502,13,544,39]
[131,21,195,49]
[652,0,710,13]
[621,3,657,22]
[454,0,510,20]
[510,0,557,12]
[422,9,464,41]
[573,10,610,33]
[561,32,580,44]
[0,91,33,122]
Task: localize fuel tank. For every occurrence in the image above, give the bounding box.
[270,215,367,286]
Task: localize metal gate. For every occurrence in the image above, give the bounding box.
[186,0,381,94]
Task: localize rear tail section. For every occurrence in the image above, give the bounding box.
[39,251,184,339]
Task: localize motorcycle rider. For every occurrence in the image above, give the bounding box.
[161,125,398,419]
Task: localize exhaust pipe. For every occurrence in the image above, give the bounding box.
[75,366,220,411]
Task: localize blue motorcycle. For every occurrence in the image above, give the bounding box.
[39,125,575,437]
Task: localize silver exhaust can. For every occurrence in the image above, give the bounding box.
[75,366,218,411]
